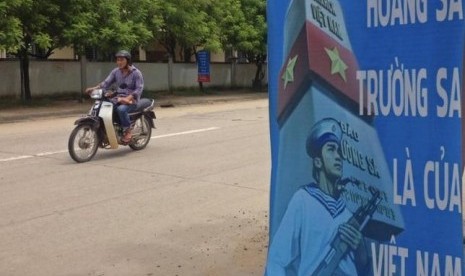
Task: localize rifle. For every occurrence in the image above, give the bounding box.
[312,185,382,276]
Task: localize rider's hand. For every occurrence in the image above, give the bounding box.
[104,91,115,98]
[338,223,362,250]
[85,86,100,95]
[117,96,134,105]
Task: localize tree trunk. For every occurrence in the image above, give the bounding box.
[183,47,193,63]
[252,54,267,92]
[169,48,176,62]
[253,61,263,91]
[19,49,31,102]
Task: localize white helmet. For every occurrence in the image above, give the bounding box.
[306,118,342,157]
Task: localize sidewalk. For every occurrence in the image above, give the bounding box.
[0,90,268,124]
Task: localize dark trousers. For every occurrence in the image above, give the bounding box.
[115,103,137,131]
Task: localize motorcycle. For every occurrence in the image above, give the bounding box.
[68,89,156,163]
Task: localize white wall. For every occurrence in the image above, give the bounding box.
[29,61,80,95]
[1,61,21,95]
[136,62,170,91]
[0,60,267,97]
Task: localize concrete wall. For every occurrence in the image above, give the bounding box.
[0,60,266,97]
[2,61,21,95]
[135,63,170,91]
[29,61,81,95]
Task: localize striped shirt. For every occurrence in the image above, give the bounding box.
[100,65,144,103]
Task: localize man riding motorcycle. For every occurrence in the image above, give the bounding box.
[85,50,144,143]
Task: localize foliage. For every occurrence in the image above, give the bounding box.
[0,0,266,60]
[0,0,161,100]
[156,0,222,62]
[62,0,161,55]
[241,0,267,88]
[215,0,267,88]
[0,0,60,57]
[0,0,22,52]
[155,0,266,64]
[4,0,69,100]
[0,0,267,99]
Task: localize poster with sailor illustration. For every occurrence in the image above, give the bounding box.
[266,0,464,275]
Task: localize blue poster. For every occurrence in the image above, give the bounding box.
[266,0,464,275]
[197,50,211,82]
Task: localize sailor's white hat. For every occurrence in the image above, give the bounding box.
[306,118,342,157]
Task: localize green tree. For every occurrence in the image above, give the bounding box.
[1,0,160,101]
[1,0,90,100]
[0,0,22,53]
[241,0,267,90]
[156,0,222,62]
[0,0,267,99]
[60,0,161,69]
[63,0,160,56]
[216,0,267,89]
[2,0,64,100]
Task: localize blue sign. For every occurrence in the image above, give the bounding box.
[197,50,211,82]
[266,0,464,275]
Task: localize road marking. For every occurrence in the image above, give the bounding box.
[0,155,34,162]
[152,127,219,139]
[35,150,69,157]
[0,127,220,163]
[0,150,68,162]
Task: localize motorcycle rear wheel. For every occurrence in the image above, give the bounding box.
[68,124,99,163]
[129,116,152,150]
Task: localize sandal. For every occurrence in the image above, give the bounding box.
[121,130,132,143]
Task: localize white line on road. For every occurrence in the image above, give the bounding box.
[0,150,68,162]
[35,150,69,157]
[152,127,219,139]
[0,127,220,163]
[0,155,34,162]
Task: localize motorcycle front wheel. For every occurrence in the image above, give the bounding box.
[129,116,152,151]
[68,124,100,163]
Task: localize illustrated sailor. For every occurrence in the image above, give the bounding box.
[266,118,369,276]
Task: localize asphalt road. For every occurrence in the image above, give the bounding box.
[0,99,270,276]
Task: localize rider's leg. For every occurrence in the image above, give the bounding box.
[116,104,137,142]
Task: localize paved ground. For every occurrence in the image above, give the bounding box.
[0,95,271,276]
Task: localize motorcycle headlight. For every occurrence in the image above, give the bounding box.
[90,89,103,99]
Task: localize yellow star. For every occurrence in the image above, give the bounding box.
[282,55,298,89]
[325,47,348,82]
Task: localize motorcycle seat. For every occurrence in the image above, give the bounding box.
[133,98,155,113]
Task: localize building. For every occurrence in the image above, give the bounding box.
[43,44,233,63]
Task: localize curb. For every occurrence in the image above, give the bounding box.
[0,92,268,124]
